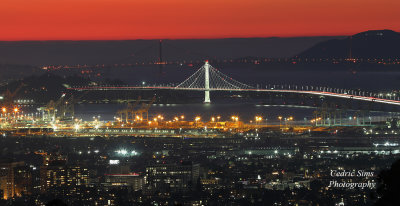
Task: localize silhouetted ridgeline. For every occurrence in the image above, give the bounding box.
[0,37,339,66]
[0,64,41,83]
[297,30,400,59]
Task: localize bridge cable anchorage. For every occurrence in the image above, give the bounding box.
[175,61,253,103]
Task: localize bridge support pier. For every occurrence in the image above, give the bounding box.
[204,91,211,103]
[204,61,211,103]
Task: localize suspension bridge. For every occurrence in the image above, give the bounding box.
[67,61,400,106]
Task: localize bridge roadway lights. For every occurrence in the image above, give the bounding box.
[66,61,400,106]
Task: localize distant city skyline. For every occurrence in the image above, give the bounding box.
[0,0,399,41]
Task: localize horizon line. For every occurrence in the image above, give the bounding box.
[0,29,396,42]
[0,34,351,42]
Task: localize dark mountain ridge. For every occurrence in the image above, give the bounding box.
[0,37,340,66]
[297,30,400,59]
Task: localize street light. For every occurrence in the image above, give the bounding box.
[286,116,293,127]
[278,116,282,128]
[74,124,80,132]
[13,107,19,120]
[255,116,262,125]
[231,116,239,122]
[195,116,201,127]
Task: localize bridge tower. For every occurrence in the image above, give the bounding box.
[175,60,252,103]
[204,61,211,103]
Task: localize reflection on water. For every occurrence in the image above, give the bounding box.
[75,103,314,122]
[74,103,390,122]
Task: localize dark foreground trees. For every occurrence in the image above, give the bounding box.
[374,159,400,206]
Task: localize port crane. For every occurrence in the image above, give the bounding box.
[134,96,156,122]
[0,83,25,110]
[116,96,142,123]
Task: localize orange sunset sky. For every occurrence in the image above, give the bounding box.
[1,0,399,40]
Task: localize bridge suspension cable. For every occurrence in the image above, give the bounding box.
[175,61,253,90]
[175,61,253,103]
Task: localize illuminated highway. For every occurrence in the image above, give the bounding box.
[67,86,400,106]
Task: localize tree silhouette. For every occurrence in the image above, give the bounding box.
[46,199,67,206]
[374,159,400,206]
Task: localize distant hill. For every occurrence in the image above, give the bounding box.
[0,64,42,84]
[296,30,400,59]
[0,37,340,66]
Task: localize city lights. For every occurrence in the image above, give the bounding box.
[117,149,127,155]
[255,116,262,123]
[231,116,239,121]
[109,160,120,165]
[115,149,139,157]
[1,4,399,205]
[74,124,80,131]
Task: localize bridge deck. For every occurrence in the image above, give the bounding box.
[67,86,400,106]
